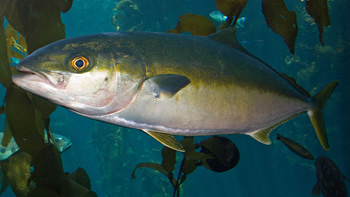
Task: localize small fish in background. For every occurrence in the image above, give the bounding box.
[276,133,315,160]
[0,132,72,161]
[209,11,246,29]
[209,10,228,22]
[312,156,350,197]
[236,17,247,28]
[52,133,73,153]
[9,37,27,66]
[11,37,27,57]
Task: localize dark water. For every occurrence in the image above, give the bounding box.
[1,0,349,196]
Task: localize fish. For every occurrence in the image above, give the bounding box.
[0,132,72,160]
[236,17,246,28]
[11,37,27,58]
[12,28,338,152]
[9,37,27,65]
[209,10,228,22]
[312,156,350,197]
[209,11,246,28]
[276,133,314,160]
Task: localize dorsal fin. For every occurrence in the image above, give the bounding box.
[208,28,272,69]
[208,27,250,55]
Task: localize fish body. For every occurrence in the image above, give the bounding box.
[0,132,71,160]
[12,28,338,151]
[276,133,314,160]
[313,156,349,197]
[209,11,228,22]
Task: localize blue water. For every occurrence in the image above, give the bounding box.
[1,0,349,196]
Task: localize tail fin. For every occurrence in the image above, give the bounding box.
[308,81,339,150]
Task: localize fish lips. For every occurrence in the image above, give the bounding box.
[12,63,67,90]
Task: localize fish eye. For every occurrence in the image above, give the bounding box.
[71,56,89,70]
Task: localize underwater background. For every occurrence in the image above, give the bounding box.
[0,0,349,196]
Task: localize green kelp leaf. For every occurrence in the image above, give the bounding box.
[29,144,65,196]
[61,0,74,13]
[32,94,57,120]
[0,17,12,88]
[306,0,330,46]
[262,0,298,54]
[68,167,92,190]
[28,186,60,197]
[131,162,177,187]
[161,147,177,173]
[0,162,10,195]
[216,0,248,27]
[1,117,13,147]
[181,157,198,176]
[167,13,216,36]
[181,137,212,162]
[199,136,240,173]
[0,0,69,54]
[5,85,45,156]
[5,152,33,196]
[30,145,95,196]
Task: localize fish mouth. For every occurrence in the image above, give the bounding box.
[13,67,49,84]
[13,66,64,88]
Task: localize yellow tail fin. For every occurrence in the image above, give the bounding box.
[308,81,339,150]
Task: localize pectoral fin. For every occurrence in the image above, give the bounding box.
[141,129,185,152]
[147,74,190,98]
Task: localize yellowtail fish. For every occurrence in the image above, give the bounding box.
[12,28,338,152]
[276,133,314,160]
[313,156,349,197]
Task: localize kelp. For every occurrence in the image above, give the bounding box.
[0,0,96,196]
[262,0,298,54]
[28,144,97,197]
[198,136,240,172]
[167,13,217,36]
[1,117,13,147]
[306,0,331,46]
[167,0,331,54]
[5,85,46,156]
[0,0,73,54]
[216,0,247,30]
[0,152,34,196]
[0,17,12,88]
[132,136,240,197]
[4,23,27,63]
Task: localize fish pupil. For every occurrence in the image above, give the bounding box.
[75,59,84,68]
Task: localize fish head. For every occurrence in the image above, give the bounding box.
[13,34,146,116]
[52,134,72,153]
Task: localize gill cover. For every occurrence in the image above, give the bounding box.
[70,45,147,116]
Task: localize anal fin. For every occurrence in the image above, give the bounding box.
[250,128,272,145]
[141,129,185,152]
